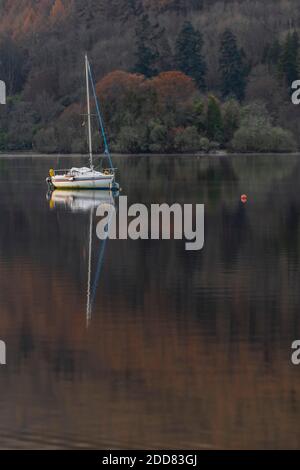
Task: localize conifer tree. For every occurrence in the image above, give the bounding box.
[263,39,281,70]
[175,21,206,90]
[219,29,248,101]
[279,31,299,86]
[134,14,159,77]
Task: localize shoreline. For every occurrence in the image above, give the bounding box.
[0,151,299,158]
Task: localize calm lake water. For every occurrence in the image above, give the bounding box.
[0,153,300,449]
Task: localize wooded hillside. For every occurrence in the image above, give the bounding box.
[0,0,299,153]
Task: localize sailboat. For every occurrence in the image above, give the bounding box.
[46,54,119,190]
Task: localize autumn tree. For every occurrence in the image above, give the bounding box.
[96,70,148,110]
[175,21,206,90]
[0,0,299,152]
[96,70,148,134]
[95,70,198,152]
[150,71,197,116]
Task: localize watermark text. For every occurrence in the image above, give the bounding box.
[291,340,300,365]
[0,80,6,105]
[0,340,6,365]
[96,196,204,251]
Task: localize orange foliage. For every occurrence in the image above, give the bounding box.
[21,7,39,34]
[51,0,66,19]
[150,71,197,106]
[96,70,197,111]
[0,0,72,36]
[96,70,146,101]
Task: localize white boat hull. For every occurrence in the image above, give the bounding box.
[49,167,116,190]
[51,175,114,189]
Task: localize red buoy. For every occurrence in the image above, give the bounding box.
[241,194,248,204]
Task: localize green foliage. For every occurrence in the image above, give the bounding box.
[191,98,205,132]
[174,126,200,152]
[199,137,210,153]
[219,29,248,101]
[116,125,146,153]
[222,99,240,143]
[269,127,297,152]
[6,101,36,150]
[0,130,8,150]
[206,95,223,142]
[240,102,271,128]
[231,125,296,153]
[34,127,58,153]
[148,120,168,152]
[231,102,296,152]
[175,21,206,90]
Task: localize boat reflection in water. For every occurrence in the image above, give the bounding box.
[48,189,117,212]
[48,189,118,326]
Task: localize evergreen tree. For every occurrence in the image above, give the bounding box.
[262,39,281,69]
[156,26,173,71]
[175,21,206,90]
[219,29,248,101]
[279,31,299,86]
[206,95,223,142]
[134,14,159,77]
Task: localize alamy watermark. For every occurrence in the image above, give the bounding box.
[0,83,7,364]
[291,340,300,365]
[0,340,6,365]
[96,196,204,251]
[0,80,6,105]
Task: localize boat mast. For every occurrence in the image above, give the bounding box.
[85,53,93,170]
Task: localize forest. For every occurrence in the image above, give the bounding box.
[0,0,300,154]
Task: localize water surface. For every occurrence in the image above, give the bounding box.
[0,154,300,449]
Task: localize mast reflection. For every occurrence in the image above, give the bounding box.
[48,189,118,327]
